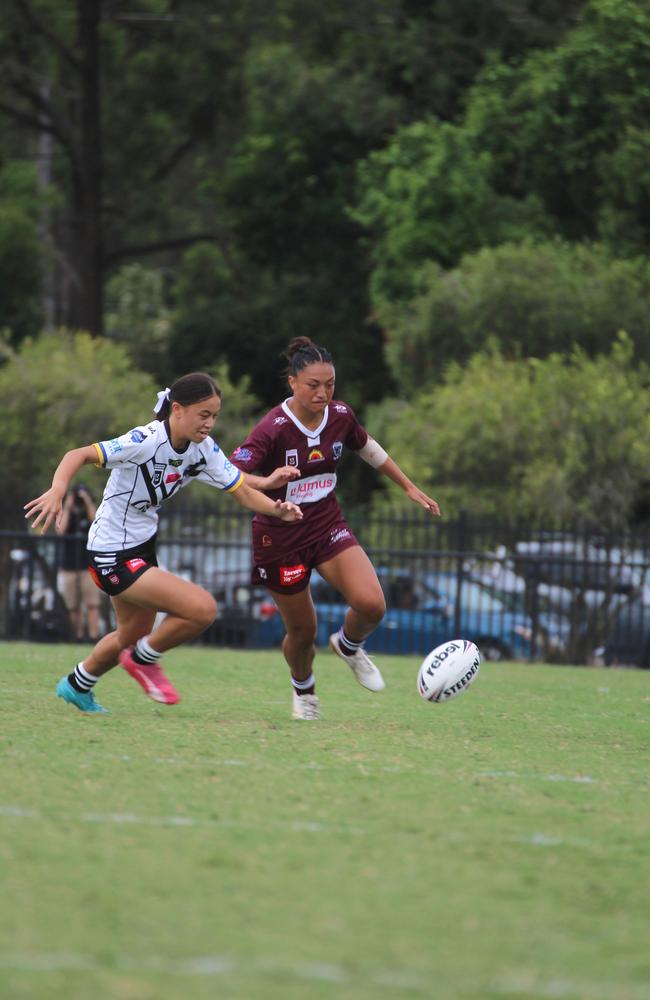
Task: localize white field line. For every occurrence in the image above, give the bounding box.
[0,803,604,849]
[2,747,648,794]
[0,951,423,991]
[0,804,361,836]
[0,953,647,1000]
[0,746,633,787]
[494,974,650,1000]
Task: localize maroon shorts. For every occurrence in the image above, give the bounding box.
[87,536,158,597]
[251,518,359,594]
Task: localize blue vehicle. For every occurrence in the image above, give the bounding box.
[255,569,533,661]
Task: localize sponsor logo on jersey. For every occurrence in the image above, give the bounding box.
[151,462,166,488]
[131,499,153,512]
[169,458,183,467]
[125,558,147,573]
[285,473,337,505]
[273,416,288,425]
[308,448,324,463]
[330,527,351,545]
[107,438,123,455]
[130,429,146,443]
[232,446,253,463]
[280,564,307,586]
[334,404,347,413]
[262,534,273,547]
[332,441,343,460]
[184,456,207,478]
[166,472,182,484]
[285,449,298,467]
[100,567,115,576]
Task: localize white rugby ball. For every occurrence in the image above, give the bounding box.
[417,639,481,703]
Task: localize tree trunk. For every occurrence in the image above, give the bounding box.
[73,0,103,334]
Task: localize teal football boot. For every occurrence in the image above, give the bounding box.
[56,677,108,713]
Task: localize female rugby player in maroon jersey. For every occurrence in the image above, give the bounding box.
[230,337,440,720]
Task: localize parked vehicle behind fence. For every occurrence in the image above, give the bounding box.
[255,568,534,660]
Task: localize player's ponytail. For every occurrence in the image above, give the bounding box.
[283,337,334,378]
[154,372,222,421]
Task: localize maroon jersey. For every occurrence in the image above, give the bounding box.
[230,398,368,554]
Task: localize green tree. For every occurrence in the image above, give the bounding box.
[105,263,173,381]
[0,161,43,343]
[4,331,156,526]
[464,0,650,254]
[352,0,650,356]
[380,241,650,392]
[0,0,252,334]
[370,334,650,528]
[352,120,553,302]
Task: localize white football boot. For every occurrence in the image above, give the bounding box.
[292,691,321,720]
[328,632,385,692]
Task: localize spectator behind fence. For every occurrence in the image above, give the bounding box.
[57,485,100,641]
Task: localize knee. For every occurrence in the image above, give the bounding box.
[285,620,318,648]
[194,593,218,630]
[353,593,386,626]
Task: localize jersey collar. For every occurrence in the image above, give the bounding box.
[281,399,329,440]
[164,418,191,455]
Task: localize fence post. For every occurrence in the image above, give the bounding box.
[453,508,467,637]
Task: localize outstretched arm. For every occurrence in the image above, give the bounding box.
[377,456,440,515]
[356,437,440,516]
[231,479,303,521]
[24,446,99,534]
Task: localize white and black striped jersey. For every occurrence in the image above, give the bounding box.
[87,420,243,551]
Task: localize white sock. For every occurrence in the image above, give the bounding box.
[135,636,162,664]
[291,673,315,694]
[73,663,97,691]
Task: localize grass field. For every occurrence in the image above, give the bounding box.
[0,642,649,1000]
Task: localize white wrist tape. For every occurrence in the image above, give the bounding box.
[357,437,389,469]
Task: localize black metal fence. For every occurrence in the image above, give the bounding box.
[2,502,650,666]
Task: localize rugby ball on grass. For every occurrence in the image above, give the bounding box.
[417,639,480,703]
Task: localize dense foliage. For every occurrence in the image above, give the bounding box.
[367,335,650,528]
[2,0,650,524]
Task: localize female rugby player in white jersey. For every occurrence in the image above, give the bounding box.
[230,338,440,720]
[24,372,303,713]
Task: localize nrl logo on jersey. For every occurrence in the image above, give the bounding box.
[151,462,167,488]
[332,441,343,460]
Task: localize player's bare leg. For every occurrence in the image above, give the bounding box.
[272,587,320,719]
[318,545,386,692]
[113,569,217,704]
[57,569,217,710]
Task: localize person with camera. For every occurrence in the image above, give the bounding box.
[57,485,101,641]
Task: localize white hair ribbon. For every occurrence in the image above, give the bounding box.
[153,387,171,414]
